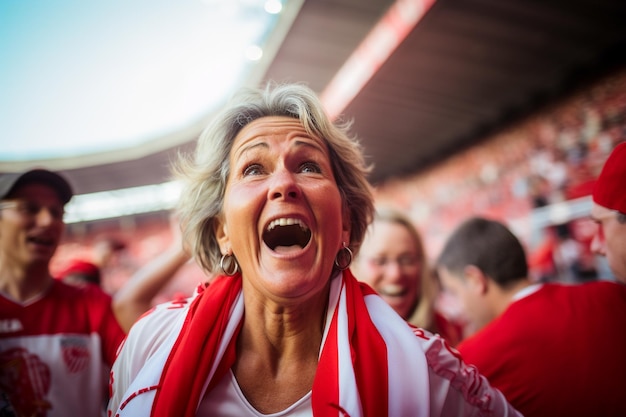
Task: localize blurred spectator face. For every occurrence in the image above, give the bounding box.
[0,183,65,267]
[437,266,491,335]
[590,203,626,283]
[89,235,126,268]
[352,220,421,319]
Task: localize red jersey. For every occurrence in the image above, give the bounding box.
[0,279,125,417]
[458,281,626,417]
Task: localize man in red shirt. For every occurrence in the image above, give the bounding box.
[0,169,125,417]
[590,142,626,283]
[436,216,626,417]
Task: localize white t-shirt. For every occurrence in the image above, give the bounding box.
[197,370,312,417]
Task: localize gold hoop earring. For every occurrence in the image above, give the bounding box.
[220,253,239,276]
[334,242,353,271]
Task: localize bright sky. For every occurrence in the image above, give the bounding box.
[0,0,284,161]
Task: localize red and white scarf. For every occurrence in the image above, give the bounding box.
[112,270,431,416]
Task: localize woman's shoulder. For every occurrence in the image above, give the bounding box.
[134,292,194,325]
[131,283,208,329]
[124,293,196,358]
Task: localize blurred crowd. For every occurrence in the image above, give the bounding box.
[3,68,626,417]
[375,67,626,283]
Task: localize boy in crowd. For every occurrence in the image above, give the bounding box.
[0,169,125,417]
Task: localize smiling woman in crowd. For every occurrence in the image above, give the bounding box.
[352,208,463,346]
[107,83,520,417]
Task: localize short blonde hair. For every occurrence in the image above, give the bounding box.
[173,83,374,275]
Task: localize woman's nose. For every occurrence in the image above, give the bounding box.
[268,169,301,200]
[383,261,404,279]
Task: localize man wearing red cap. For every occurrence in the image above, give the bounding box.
[590,142,626,283]
[0,169,125,417]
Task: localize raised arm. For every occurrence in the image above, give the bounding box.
[112,217,190,332]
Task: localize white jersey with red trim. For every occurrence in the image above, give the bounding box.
[109,275,521,417]
[0,279,125,417]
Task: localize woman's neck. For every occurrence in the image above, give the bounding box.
[232,289,328,413]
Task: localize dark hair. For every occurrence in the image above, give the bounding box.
[436,217,528,288]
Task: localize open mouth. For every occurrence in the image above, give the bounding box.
[28,235,56,247]
[263,218,311,253]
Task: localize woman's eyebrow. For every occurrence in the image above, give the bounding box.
[234,141,269,161]
[293,139,326,154]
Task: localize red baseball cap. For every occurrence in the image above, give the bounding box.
[593,142,626,213]
[57,260,101,285]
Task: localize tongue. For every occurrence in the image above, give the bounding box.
[274,245,302,253]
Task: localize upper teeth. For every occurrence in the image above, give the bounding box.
[267,218,308,231]
[380,284,404,296]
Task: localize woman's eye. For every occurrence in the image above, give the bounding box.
[368,257,387,267]
[243,164,264,176]
[299,162,321,174]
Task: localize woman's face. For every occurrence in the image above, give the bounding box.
[216,116,350,302]
[353,220,421,318]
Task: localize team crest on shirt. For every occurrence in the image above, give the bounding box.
[0,347,52,416]
[61,337,90,373]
